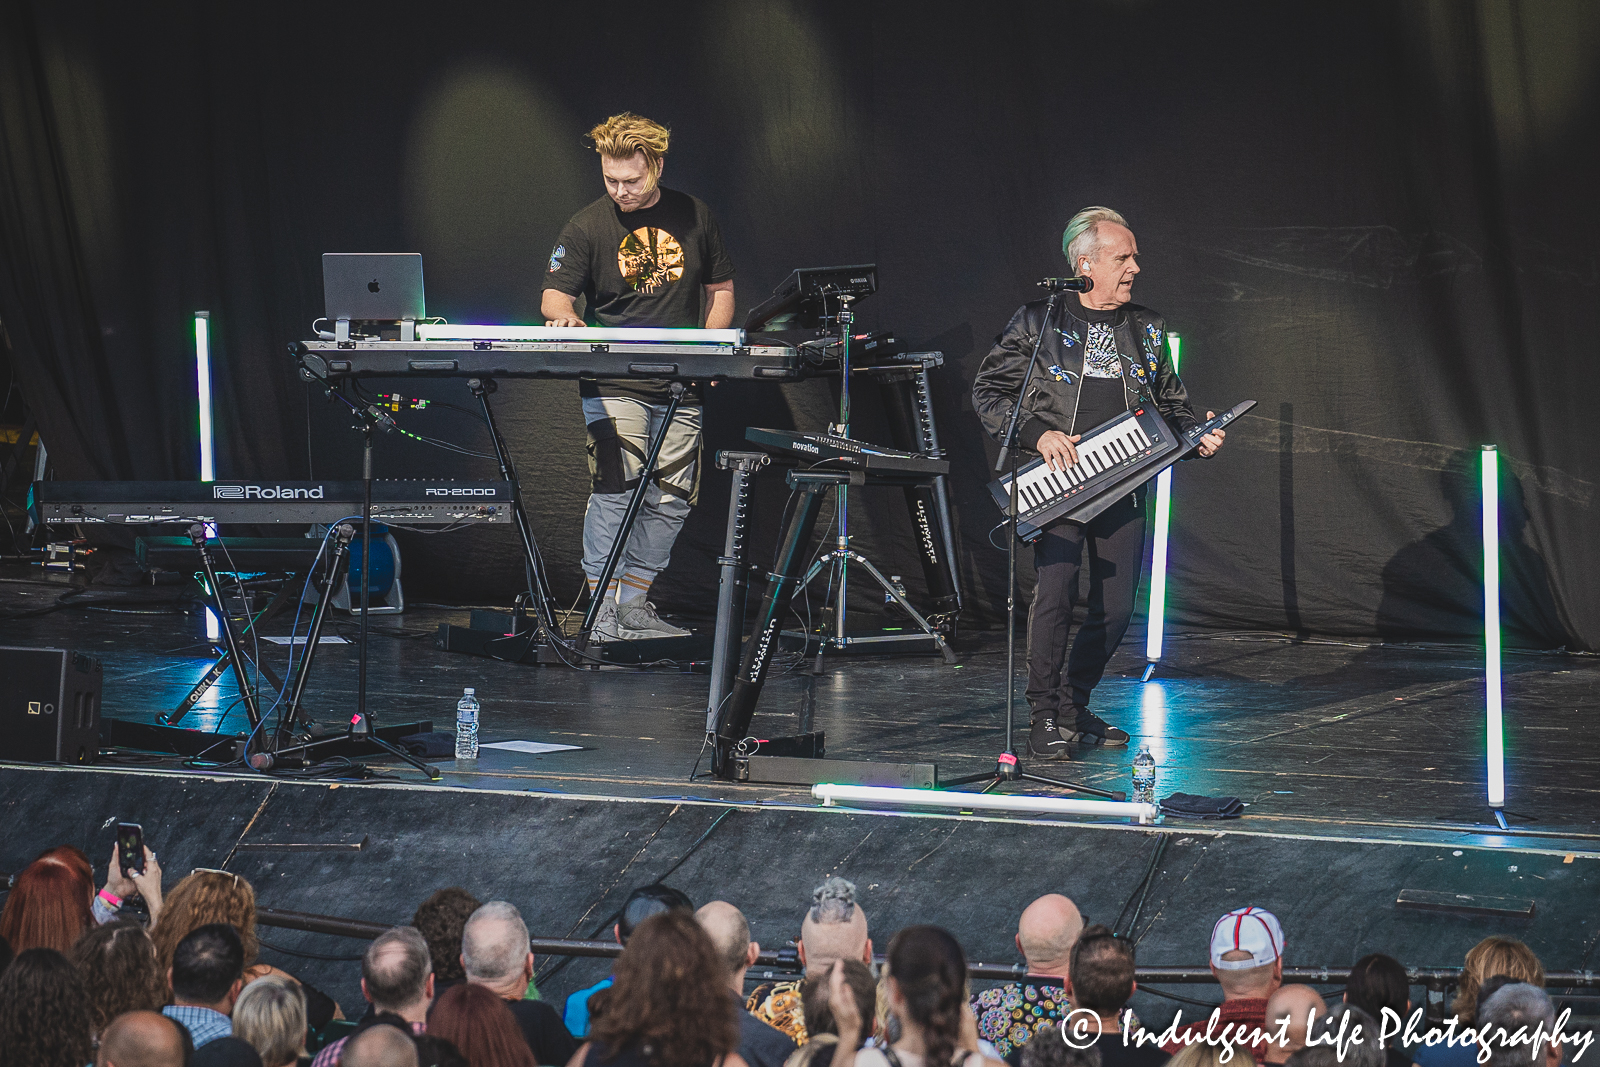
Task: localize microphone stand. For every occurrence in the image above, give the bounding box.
[943,283,1122,800]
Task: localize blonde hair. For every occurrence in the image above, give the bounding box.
[150,870,260,976]
[588,112,670,186]
[1452,936,1544,1021]
[232,976,307,1067]
[1062,206,1129,273]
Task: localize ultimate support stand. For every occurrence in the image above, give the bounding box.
[708,469,943,786]
[941,284,1122,801]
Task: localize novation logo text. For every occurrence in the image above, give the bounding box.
[213,485,326,500]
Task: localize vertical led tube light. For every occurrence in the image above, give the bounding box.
[196,312,219,641]
[195,312,215,483]
[1145,333,1180,667]
[1482,444,1504,810]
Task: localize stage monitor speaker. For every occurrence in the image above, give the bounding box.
[0,646,102,764]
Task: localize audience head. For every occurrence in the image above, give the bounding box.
[412,888,480,983]
[1287,1006,1383,1067]
[363,927,435,1019]
[1264,985,1327,1060]
[1344,953,1409,1025]
[1210,907,1284,999]
[0,845,95,954]
[799,877,872,975]
[151,868,259,975]
[1453,937,1544,1022]
[589,910,739,1067]
[696,900,758,983]
[232,975,306,1067]
[411,1034,470,1067]
[461,901,532,996]
[427,983,536,1067]
[342,1023,420,1067]
[1020,1024,1103,1067]
[170,922,245,1011]
[617,882,694,944]
[1068,924,1135,1016]
[1017,894,1084,978]
[1170,1045,1256,1067]
[800,959,877,1047]
[95,1009,187,1067]
[0,946,94,1067]
[885,925,969,1067]
[73,921,169,1036]
[1479,982,1562,1067]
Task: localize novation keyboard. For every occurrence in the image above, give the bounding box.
[293,325,801,383]
[745,427,949,476]
[989,400,1256,538]
[30,480,510,526]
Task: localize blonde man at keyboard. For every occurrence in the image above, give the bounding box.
[971,207,1225,760]
[542,112,736,641]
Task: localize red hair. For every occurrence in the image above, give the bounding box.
[0,847,95,955]
[427,983,537,1067]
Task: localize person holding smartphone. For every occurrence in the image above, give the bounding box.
[98,831,164,928]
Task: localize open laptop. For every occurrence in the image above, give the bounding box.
[322,253,425,340]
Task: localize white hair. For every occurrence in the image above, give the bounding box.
[1062,206,1129,274]
[1480,983,1558,1067]
[461,901,528,982]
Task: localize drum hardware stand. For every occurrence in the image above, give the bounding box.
[791,292,954,666]
[941,284,1123,801]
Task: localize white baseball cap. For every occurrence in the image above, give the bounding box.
[1210,906,1284,970]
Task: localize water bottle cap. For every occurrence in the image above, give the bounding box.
[463,688,475,696]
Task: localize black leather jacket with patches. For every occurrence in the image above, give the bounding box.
[972,297,1198,454]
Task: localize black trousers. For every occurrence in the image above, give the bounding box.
[1025,489,1147,723]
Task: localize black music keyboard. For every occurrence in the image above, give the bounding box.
[988,401,1255,539]
[30,480,510,526]
[744,428,949,476]
[293,326,801,383]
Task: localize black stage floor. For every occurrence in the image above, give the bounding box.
[3,564,1597,855]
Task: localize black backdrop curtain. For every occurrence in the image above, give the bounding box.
[1,0,1594,650]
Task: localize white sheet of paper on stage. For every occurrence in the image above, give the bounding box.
[263,636,349,645]
[479,740,583,755]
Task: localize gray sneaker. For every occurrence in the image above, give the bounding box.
[590,598,623,642]
[616,601,691,639]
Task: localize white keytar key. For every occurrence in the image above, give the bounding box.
[1011,413,1153,511]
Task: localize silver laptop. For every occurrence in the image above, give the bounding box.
[322,253,425,340]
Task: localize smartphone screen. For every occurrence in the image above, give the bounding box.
[117,822,144,878]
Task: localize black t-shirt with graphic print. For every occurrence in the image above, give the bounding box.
[543,187,735,404]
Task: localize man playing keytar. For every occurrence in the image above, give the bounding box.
[542,112,735,641]
[971,207,1226,760]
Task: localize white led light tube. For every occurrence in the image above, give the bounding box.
[812,783,1159,824]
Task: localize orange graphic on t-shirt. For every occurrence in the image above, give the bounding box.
[618,228,685,293]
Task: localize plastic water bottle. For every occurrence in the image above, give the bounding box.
[455,688,480,761]
[1132,745,1156,805]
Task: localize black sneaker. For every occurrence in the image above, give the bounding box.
[1063,710,1130,747]
[1027,717,1074,760]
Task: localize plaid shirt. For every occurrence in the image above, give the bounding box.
[163,1004,233,1048]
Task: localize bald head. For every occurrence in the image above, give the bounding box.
[696,901,755,977]
[341,1024,419,1067]
[799,903,871,976]
[96,1011,185,1067]
[1265,984,1326,1061]
[1017,895,1084,975]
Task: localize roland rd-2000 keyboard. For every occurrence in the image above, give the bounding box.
[29,480,510,526]
[293,325,803,383]
[989,400,1255,539]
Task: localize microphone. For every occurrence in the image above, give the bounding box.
[1037,276,1093,292]
[248,752,307,771]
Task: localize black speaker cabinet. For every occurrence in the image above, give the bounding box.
[0,647,102,764]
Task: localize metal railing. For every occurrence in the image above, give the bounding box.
[255,905,1600,1024]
